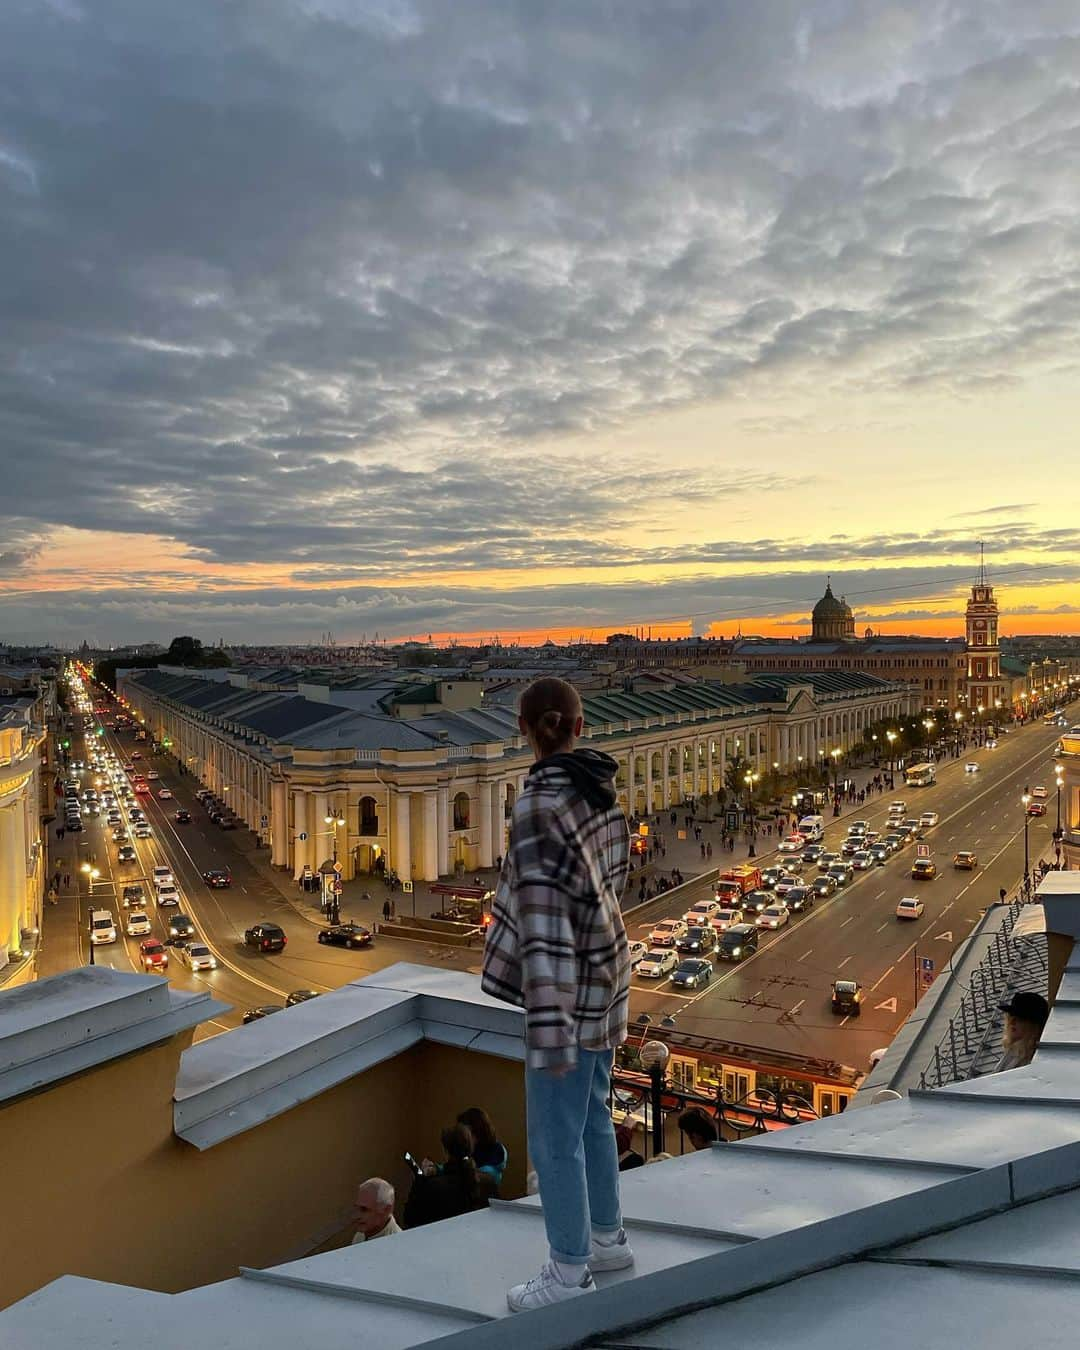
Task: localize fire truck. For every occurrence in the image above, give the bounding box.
[714,864,762,903]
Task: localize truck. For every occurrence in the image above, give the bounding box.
[715,864,762,903]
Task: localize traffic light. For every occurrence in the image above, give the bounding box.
[62,739,70,749]
[95,727,104,737]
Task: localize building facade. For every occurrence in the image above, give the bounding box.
[0,703,47,966]
[964,568,1008,717]
[120,666,919,884]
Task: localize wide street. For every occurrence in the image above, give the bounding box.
[625,711,1072,1073]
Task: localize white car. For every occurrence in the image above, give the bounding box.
[756,904,790,930]
[180,942,217,972]
[157,787,173,800]
[649,919,688,947]
[628,940,648,969]
[155,884,181,908]
[896,897,925,920]
[850,851,873,871]
[778,834,806,854]
[146,770,160,781]
[637,949,679,979]
[1032,785,1048,800]
[919,812,939,828]
[964,762,980,773]
[711,906,744,933]
[152,866,174,889]
[686,899,721,925]
[125,912,152,937]
[134,823,152,838]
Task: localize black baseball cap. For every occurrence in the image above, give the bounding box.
[998,990,1049,1028]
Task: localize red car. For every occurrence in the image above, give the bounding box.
[1027,801,1047,817]
[133,780,150,795]
[139,939,169,972]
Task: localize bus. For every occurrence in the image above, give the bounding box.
[904,762,936,788]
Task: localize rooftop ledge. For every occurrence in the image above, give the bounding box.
[173,963,525,1150]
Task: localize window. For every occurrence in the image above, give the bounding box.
[453,791,470,831]
[358,796,378,836]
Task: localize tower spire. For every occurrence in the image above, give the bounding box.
[976,540,987,587]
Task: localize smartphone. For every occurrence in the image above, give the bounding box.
[404,1151,424,1176]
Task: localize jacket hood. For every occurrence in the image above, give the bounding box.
[528,748,619,810]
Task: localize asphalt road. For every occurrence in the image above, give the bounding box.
[626,711,1073,1073]
[43,696,456,1040]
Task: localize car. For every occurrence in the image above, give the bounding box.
[317,921,374,950]
[133,781,150,795]
[953,850,978,870]
[884,832,907,850]
[65,817,83,832]
[911,858,938,880]
[155,884,181,908]
[778,834,806,854]
[1027,800,1047,817]
[130,751,142,760]
[628,940,648,969]
[827,864,853,887]
[286,989,321,1006]
[686,899,722,925]
[649,919,688,947]
[801,844,826,865]
[985,738,997,749]
[743,889,772,915]
[157,787,173,800]
[180,942,217,972]
[964,761,980,773]
[841,838,864,858]
[152,866,174,889]
[116,845,137,864]
[896,897,925,920]
[785,886,815,913]
[773,874,801,898]
[850,851,874,871]
[145,770,160,781]
[760,867,786,890]
[125,911,152,937]
[888,801,907,817]
[106,813,123,828]
[919,811,939,828]
[847,821,869,837]
[711,906,745,932]
[122,884,146,908]
[202,868,232,889]
[637,948,679,978]
[111,827,129,843]
[242,1005,283,1024]
[175,809,191,824]
[670,958,713,989]
[717,924,758,961]
[676,925,717,955]
[869,844,891,865]
[818,852,842,872]
[83,802,101,817]
[129,809,146,824]
[1032,785,1049,800]
[133,822,152,838]
[756,904,790,930]
[899,820,922,838]
[811,874,837,898]
[166,914,196,945]
[139,939,168,972]
[831,979,863,1016]
[245,922,287,953]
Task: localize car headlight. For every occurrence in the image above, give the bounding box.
[732,946,741,956]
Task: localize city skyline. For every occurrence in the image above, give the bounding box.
[2,2,1080,645]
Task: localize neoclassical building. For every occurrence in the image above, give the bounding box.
[119,665,919,885]
[0,702,47,966]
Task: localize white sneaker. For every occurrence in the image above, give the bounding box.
[507,1261,595,1313]
[589,1229,635,1272]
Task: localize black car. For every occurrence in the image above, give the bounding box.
[760,867,786,890]
[743,889,772,915]
[831,979,863,1016]
[802,844,826,865]
[670,959,713,989]
[317,921,374,950]
[717,924,758,962]
[869,844,891,865]
[675,926,716,955]
[244,922,287,953]
[811,874,837,898]
[122,884,146,907]
[202,868,232,888]
[218,816,238,830]
[117,845,137,864]
[166,914,196,946]
[65,817,83,832]
[285,989,321,1007]
[175,809,192,824]
[242,1005,283,1024]
[785,886,815,913]
[827,864,853,888]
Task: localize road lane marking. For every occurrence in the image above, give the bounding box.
[798,948,813,960]
[870,965,895,992]
[789,999,805,1015]
[837,955,852,969]
[840,916,855,928]
[876,921,889,933]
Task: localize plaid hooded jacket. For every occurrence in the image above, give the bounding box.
[481,749,631,1071]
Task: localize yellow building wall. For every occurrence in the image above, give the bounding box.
[0,1033,526,1310]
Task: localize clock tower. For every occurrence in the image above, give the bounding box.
[964,544,1007,720]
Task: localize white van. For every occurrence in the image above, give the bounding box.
[89,909,117,945]
[797,815,825,843]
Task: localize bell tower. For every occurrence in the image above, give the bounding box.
[965,543,1006,718]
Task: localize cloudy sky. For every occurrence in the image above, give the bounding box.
[2,0,1079,647]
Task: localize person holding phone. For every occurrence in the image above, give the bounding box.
[402,1123,497,1230]
[482,677,633,1312]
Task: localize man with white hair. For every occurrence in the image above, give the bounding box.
[351,1177,401,1244]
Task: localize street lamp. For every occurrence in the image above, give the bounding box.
[830,748,842,805]
[1022,793,1032,894]
[1055,764,1065,844]
[886,730,897,784]
[743,771,760,853]
[323,810,347,864]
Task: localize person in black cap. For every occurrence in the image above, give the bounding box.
[995,990,1050,1072]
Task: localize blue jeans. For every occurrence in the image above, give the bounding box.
[526,1048,622,1265]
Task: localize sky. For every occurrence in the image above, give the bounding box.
[2,0,1080,648]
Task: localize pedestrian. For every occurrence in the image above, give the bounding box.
[482,676,633,1311]
[383,899,392,922]
[994,991,1049,1072]
[614,1122,645,1171]
[700,842,706,860]
[390,899,396,920]
[457,1106,509,1184]
[495,854,503,872]
[706,841,712,859]
[63,873,71,889]
[350,1178,401,1245]
[677,1107,718,1151]
[999,887,1007,904]
[405,1123,498,1230]
[57,826,65,841]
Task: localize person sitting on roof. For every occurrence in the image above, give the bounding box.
[994,991,1050,1072]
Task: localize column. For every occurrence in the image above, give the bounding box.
[626,754,635,816]
[645,751,654,814]
[422,791,439,881]
[479,780,493,868]
[0,803,24,958]
[492,781,505,863]
[436,786,450,877]
[271,779,288,866]
[293,790,309,878]
[394,791,412,882]
[706,740,714,799]
[313,790,329,865]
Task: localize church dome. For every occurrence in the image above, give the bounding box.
[811,580,856,642]
[812,582,845,619]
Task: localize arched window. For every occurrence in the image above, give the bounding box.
[453,791,471,831]
[358,796,378,836]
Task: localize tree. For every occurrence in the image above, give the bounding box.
[166,636,204,664]
[724,752,750,801]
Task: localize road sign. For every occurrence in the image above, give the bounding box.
[402,879,414,894]
[916,843,930,858]
[920,956,935,988]
[333,861,343,874]
[331,879,342,894]
[298,831,307,841]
